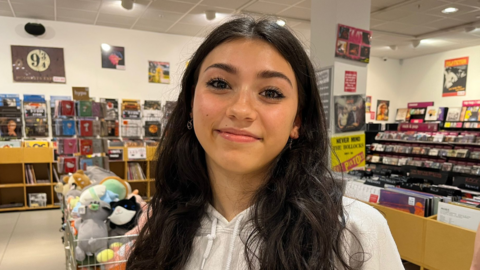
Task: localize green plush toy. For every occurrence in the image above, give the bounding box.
[100,177,132,200]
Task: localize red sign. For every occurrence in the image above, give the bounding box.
[398,123,439,132]
[369,194,379,203]
[463,100,480,106]
[408,102,434,108]
[411,119,424,124]
[344,71,357,92]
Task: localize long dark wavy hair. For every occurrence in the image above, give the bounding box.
[127,17,364,270]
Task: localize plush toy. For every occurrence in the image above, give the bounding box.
[79,177,131,205]
[75,200,114,263]
[107,196,143,251]
[55,170,92,197]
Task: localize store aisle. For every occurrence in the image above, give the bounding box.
[0,210,64,270]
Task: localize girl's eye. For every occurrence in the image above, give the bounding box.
[206,78,230,89]
[260,89,285,100]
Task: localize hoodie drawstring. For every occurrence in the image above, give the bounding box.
[225,215,244,270]
[201,217,218,270]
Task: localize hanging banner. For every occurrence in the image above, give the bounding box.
[443,57,468,97]
[316,67,333,131]
[331,134,365,172]
[344,71,357,92]
[335,24,371,63]
[11,45,66,83]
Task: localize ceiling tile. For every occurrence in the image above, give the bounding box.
[0,9,13,17]
[57,7,97,22]
[57,16,96,25]
[395,13,443,25]
[10,0,54,6]
[168,0,201,3]
[292,21,310,30]
[373,22,437,35]
[96,21,131,29]
[425,18,467,28]
[167,22,206,36]
[100,0,148,17]
[452,9,480,21]
[0,1,11,11]
[244,1,290,14]
[149,0,196,13]
[458,0,480,8]
[12,3,54,20]
[371,18,387,27]
[55,0,101,12]
[397,0,449,12]
[200,0,251,10]
[190,4,235,15]
[133,18,174,32]
[371,9,412,21]
[96,13,137,25]
[296,0,310,9]
[261,0,303,5]
[371,0,405,9]
[371,34,412,42]
[142,9,184,22]
[441,32,480,42]
[277,6,310,19]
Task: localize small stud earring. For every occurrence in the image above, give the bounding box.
[187,119,193,130]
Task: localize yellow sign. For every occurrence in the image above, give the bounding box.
[331,134,365,172]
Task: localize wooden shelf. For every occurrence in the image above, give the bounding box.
[24,205,60,210]
[0,206,25,212]
[0,148,23,164]
[0,183,24,188]
[26,183,52,187]
[127,179,149,182]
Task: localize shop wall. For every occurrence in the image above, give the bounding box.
[398,45,480,108]
[0,16,203,103]
[365,57,402,124]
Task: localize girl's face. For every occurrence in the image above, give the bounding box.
[192,39,300,175]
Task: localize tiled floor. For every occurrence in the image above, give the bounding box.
[0,210,65,270]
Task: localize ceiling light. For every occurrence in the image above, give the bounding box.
[276,19,286,27]
[101,43,111,51]
[121,0,133,10]
[389,45,397,50]
[465,25,476,32]
[412,40,421,48]
[441,7,458,14]
[205,10,216,21]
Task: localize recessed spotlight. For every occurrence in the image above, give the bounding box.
[442,7,458,14]
[101,43,111,51]
[121,0,134,10]
[412,40,421,48]
[276,19,286,27]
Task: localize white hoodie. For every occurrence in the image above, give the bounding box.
[182,196,405,270]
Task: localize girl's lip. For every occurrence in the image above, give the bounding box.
[215,128,261,143]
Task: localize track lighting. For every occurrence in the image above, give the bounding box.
[412,40,421,48]
[205,10,216,21]
[121,0,133,10]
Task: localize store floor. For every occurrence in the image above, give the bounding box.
[0,210,64,270]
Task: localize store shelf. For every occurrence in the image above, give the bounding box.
[0,183,24,188]
[377,139,480,146]
[26,183,52,187]
[23,148,53,163]
[0,207,25,212]
[24,205,60,210]
[127,179,149,182]
[0,148,23,164]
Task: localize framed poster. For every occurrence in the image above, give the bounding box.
[443,57,468,97]
[365,96,372,112]
[101,45,125,70]
[376,100,390,121]
[331,134,365,172]
[334,95,365,133]
[148,61,170,84]
[335,24,371,63]
[11,46,66,83]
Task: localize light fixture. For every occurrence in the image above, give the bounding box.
[205,10,216,21]
[389,45,397,50]
[121,0,134,10]
[465,25,476,33]
[441,7,458,14]
[101,43,111,51]
[276,19,286,27]
[412,40,421,48]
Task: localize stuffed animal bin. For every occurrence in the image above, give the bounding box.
[107,196,142,251]
[75,200,114,264]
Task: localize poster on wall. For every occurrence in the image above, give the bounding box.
[334,95,365,133]
[11,46,66,83]
[344,71,357,92]
[148,61,170,84]
[101,45,125,70]
[376,100,390,121]
[331,134,365,172]
[335,24,371,64]
[315,67,333,131]
[365,96,372,112]
[443,57,468,97]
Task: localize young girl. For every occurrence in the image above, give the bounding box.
[127,17,403,270]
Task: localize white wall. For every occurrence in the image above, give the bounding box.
[0,16,203,103]
[366,57,402,124]
[398,46,480,108]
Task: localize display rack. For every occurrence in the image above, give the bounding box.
[0,146,157,212]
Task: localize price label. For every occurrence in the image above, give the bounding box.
[408,197,415,206]
[128,147,146,160]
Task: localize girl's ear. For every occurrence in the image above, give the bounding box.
[290,115,301,139]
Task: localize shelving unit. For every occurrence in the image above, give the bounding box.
[0,147,58,212]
